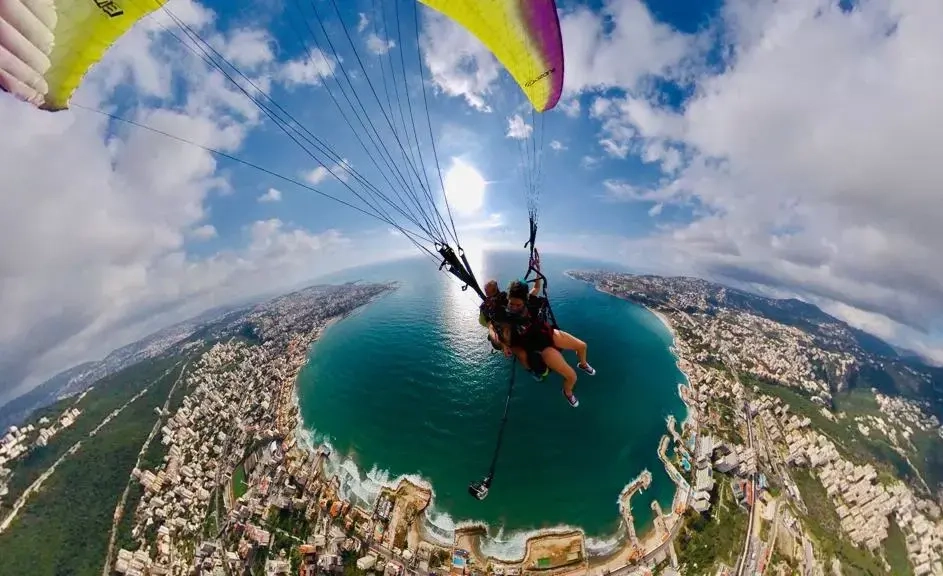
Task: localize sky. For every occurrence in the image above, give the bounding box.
[2,0,943,404]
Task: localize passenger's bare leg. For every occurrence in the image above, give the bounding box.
[541,347,577,395]
[552,329,588,366]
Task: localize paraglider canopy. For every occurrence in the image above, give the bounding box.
[417,0,564,112]
[0,0,566,306]
[0,0,169,110]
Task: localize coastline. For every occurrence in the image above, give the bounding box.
[289,285,396,443]
[281,278,700,573]
[650,308,678,343]
[650,307,695,432]
[572,272,695,431]
[290,312,348,448]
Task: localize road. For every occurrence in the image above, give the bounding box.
[101,361,189,576]
[0,362,182,535]
[0,441,82,533]
[213,348,266,547]
[754,402,807,516]
[734,370,759,576]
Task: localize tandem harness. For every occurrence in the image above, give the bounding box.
[468,219,560,502]
[523,217,558,330]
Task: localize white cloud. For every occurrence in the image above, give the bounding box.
[304,167,331,186]
[549,140,567,151]
[366,33,395,56]
[580,155,601,170]
[419,9,500,112]
[357,12,369,34]
[557,97,581,118]
[602,179,663,203]
[600,138,630,159]
[303,159,352,186]
[215,28,274,70]
[0,0,382,404]
[279,49,337,88]
[819,301,904,344]
[560,0,694,95]
[648,203,664,217]
[192,224,218,239]
[258,187,282,202]
[506,114,532,139]
[608,0,943,343]
[149,0,215,31]
[456,212,505,233]
[589,97,613,119]
[243,219,349,264]
[589,95,687,167]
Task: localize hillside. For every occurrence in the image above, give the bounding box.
[570,271,943,420]
[0,284,354,430]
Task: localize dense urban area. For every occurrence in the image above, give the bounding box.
[1,272,942,576]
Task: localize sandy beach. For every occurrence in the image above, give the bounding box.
[583,276,678,343]
[648,308,677,341]
[637,303,697,432]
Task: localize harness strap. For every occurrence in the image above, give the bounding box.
[523,248,558,330]
[437,243,485,301]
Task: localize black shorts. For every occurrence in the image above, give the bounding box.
[525,321,556,352]
[527,350,548,374]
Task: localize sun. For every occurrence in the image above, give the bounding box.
[442,159,486,217]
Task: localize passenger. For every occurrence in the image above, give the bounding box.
[478,280,508,351]
[503,278,595,407]
[479,279,549,379]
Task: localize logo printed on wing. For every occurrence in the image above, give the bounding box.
[524,68,555,87]
[94,0,125,18]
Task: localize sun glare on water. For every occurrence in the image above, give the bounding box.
[438,160,491,344]
[443,159,486,217]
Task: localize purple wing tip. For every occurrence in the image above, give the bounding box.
[527,0,565,112]
[544,71,563,112]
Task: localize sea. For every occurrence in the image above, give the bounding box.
[296,251,688,559]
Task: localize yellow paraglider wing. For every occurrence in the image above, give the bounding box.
[417,0,564,112]
[0,0,167,110]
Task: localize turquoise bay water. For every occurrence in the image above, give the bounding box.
[298,251,687,543]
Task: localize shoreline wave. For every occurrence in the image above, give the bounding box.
[294,420,631,561]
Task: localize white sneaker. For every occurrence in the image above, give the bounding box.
[563,390,579,408]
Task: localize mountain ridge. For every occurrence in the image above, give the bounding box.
[570,271,943,420]
[608,273,904,361]
[0,282,374,429]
